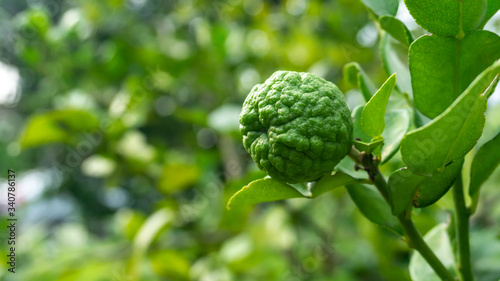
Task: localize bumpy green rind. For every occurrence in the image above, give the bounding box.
[239,71,353,183]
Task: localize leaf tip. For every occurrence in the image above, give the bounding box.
[388,73,397,84]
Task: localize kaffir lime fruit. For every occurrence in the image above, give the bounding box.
[239,71,353,183]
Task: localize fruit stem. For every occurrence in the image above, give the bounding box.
[371,167,455,281]
[348,146,363,164]
[397,214,456,281]
[349,146,455,281]
[452,174,474,281]
[348,146,389,200]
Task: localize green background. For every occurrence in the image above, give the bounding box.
[0,0,499,280]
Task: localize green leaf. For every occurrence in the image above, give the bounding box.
[312,171,360,198]
[379,16,414,46]
[380,33,412,94]
[401,60,500,175]
[410,31,500,118]
[353,139,384,154]
[352,105,372,142]
[380,108,411,164]
[220,171,265,231]
[343,63,359,86]
[361,0,399,16]
[129,209,174,278]
[354,104,410,162]
[415,159,463,208]
[150,251,190,280]
[289,182,312,197]
[469,131,500,197]
[346,184,403,235]
[133,209,173,253]
[404,0,487,37]
[361,74,397,138]
[479,0,500,28]
[343,62,377,102]
[409,223,456,281]
[158,163,201,194]
[118,210,147,241]
[20,109,100,148]
[227,178,306,209]
[387,160,462,213]
[388,168,425,216]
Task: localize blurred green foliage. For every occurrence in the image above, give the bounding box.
[0,0,499,280]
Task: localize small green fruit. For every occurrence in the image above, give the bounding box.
[239,71,353,183]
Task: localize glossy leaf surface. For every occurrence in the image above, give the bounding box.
[401,60,500,175]
[227,178,305,209]
[415,159,463,208]
[405,0,487,37]
[410,31,500,118]
[480,0,500,28]
[387,160,463,213]
[361,74,397,138]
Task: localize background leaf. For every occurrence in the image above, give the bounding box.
[227,178,306,209]
[361,0,399,16]
[361,74,397,138]
[150,250,190,280]
[380,33,412,94]
[410,31,500,118]
[352,105,372,142]
[343,62,377,102]
[379,16,414,46]
[469,131,500,197]
[381,108,411,163]
[404,0,487,37]
[470,228,500,280]
[158,163,201,194]
[7,1,500,280]
[20,109,99,148]
[346,184,403,235]
[401,60,500,175]
[128,209,174,279]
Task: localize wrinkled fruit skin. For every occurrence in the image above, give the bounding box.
[240,71,353,183]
